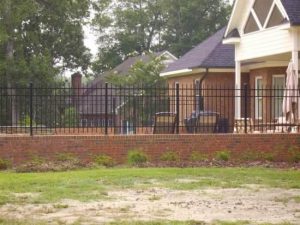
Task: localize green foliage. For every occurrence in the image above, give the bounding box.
[55,153,78,163]
[93,154,115,167]
[160,151,180,162]
[62,107,79,128]
[0,0,91,85]
[92,0,231,71]
[106,54,166,87]
[189,151,209,162]
[215,150,231,161]
[0,158,11,170]
[127,150,148,165]
[18,115,36,126]
[288,146,300,163]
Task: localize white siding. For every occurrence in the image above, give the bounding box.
[236,26,293,61]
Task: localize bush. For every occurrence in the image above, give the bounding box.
[93,154,115,167]
[55,153,77,162]
[215,150,231,161]
[160,151,179,162]
[189,151,208,162]
[0,158,11,170]
[288,146,300,163]
[62,107,78,127]
[127,150,148,165]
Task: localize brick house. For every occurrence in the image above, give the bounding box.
[161,0,300,131]
[72,51,177,133]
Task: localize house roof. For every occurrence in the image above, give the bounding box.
[163,27,235,74]
[87,51,177,91]
[281,0,300,25]
[225,0,300,38]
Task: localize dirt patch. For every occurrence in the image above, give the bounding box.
[1,188,300,224]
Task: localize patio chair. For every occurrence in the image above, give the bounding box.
[153,112,177,134]
[234,118,254,134]
[195,113,219,133]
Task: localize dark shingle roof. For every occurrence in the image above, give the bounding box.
[163,27,234,73]
[281,0,300,25]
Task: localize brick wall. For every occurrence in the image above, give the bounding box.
[0,134,299,166]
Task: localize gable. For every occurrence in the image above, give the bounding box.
[225,0,289,38]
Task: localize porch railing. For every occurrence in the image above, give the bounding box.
[0,83,299,136]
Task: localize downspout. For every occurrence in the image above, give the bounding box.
[199,68,209,111]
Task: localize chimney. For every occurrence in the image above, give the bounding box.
[71,72,82,96]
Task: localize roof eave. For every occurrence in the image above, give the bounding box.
[223,38,240,44]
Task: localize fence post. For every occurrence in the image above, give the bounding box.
[243,83,248,134]
[29,82,33,137]
[105,82,108,135]
[176,83,180,134]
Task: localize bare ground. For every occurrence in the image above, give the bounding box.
[1,186,300,224]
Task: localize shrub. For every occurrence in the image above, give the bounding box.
[215,150,231,161]
[0,158,11,170]
[189,151,208,162]
[55,153,77,162]
[288,146,300,163]
[93,154,115,167]
[160,151,179,162]
[127,150,148,165]
[62,107,78,127]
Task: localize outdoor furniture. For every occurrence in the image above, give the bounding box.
[234,118,253,133]
[195,112,219,133]
[153,112,177,134]
[262,117,300,133]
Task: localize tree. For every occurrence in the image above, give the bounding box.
[106,54,169,127]
[0,0,91,85]
[0,0,91,125]
[161,0,231,56]
[92,0,165,73]
[105,54,166,87]
[92,0,231,73]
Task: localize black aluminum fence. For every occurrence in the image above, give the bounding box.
[0,83,299,136]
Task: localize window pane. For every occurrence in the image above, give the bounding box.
[267,5,285,28]
[272,76,285,118]
[244,13,260,34]
[255,78,263,119]
[253,0,273,25]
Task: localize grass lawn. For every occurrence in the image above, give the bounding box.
[0,167,299,205]
[0,167,299,225]
[0,218,296,225]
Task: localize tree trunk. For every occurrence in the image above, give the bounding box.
[4,0,18,126]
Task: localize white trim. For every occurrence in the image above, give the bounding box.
[223,38,241,44]
[225,0,240,37]
[272,74,285,118]
[251,8,263,30]
[160,68,235,78]
[275,0,290,21]
[235,60,242,119]
[160,69,194,77]
[160,51,178,61]
[255,76,263,120]
[243,61,289,72]
[263,1,276,28]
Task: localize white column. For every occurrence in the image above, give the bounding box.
[292,28,299,78]
[235,60,241,119]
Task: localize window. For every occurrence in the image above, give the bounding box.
[194,80,202,112]
[253,0,273,25]
[255,77,263,119]
[272,75,285,118]
[243,0,286,34]
[174,82,179,113]
[244,13,259,34]
[266,5,285,28]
